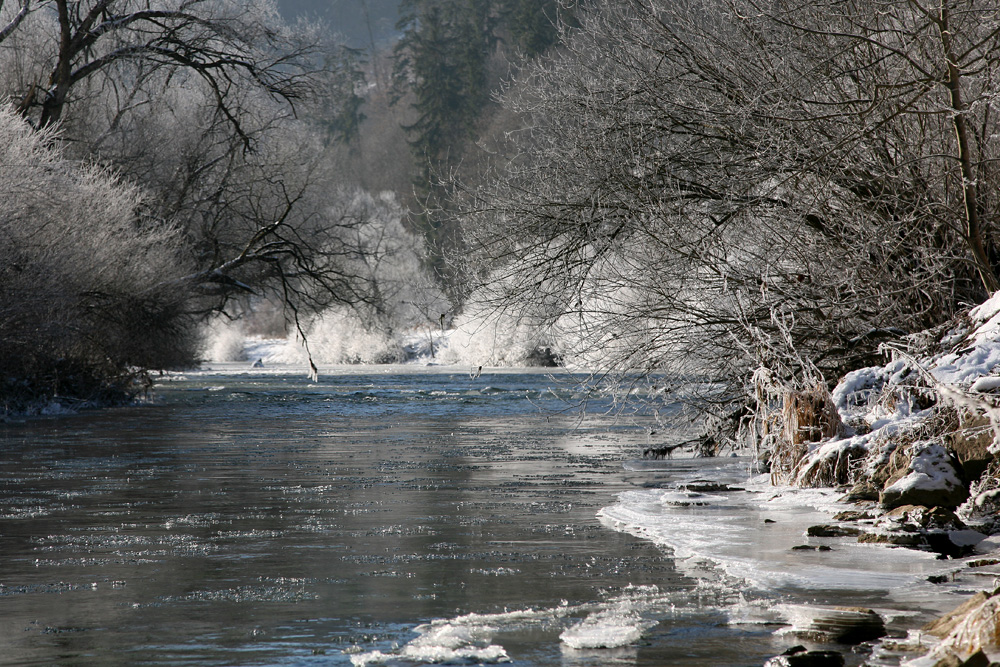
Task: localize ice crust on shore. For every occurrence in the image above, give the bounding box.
[599,292,1000,663]
[599,471,949,596]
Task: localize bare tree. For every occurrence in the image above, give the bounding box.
[455,0,1000,443]
[8,0,314,140]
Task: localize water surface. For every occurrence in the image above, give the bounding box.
[0,365,888,666]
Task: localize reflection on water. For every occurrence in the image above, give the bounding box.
[0,366,832,666]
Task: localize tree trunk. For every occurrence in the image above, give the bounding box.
[39,0,72,128]
[936,0,1000,293]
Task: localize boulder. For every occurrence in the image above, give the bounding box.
[869,441,913,489]
[923,592,993,639]
[885,505,966,531]
[807,524,862,538]
[946,413,997,483]
[928,648,992,667]
[843,480,880,502]
[919,589,1000,667]
[881,442,969,510]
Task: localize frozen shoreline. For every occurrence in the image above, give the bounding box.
[599,458,991,659]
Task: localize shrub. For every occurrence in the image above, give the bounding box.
[0,106,196,413]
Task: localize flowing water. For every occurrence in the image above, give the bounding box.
[0,365,962,666]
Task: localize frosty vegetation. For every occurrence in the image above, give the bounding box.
[0,107,195,407]
[0,0,448,409]
[453,0,1000,446]
[6,0,1000,442]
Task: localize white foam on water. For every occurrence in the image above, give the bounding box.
[559,607,657,649]
[348,585,683,664]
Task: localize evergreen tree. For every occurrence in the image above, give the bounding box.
[498,0,561,58]
[321,46,368,147]
[392,0,571,282]
[392,0,496,275]
[394,0,494,178]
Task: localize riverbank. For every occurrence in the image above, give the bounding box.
[603,291,1000,666]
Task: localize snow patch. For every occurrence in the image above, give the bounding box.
[882,442,963,496]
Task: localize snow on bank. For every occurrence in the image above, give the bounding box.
[202,314,561,369]
[786,289,1000,497]
[599,291,1000,662]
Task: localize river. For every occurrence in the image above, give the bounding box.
[0,364,963,666]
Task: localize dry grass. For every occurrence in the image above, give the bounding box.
[782,384,843,445]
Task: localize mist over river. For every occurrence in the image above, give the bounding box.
[0,365,948,666]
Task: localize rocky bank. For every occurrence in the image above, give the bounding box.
[768,292,1000,666]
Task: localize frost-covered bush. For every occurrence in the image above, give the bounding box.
[323,189,451,332]
[0,106,196,410]
[443,299,562,367]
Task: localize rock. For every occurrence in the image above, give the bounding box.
[880,442,969,510]
[857,531,925,547]
[928,648,992,667]
[842,481,880,502]
[919,591,1000,666]
[682,481,743,492]
[524,346,561,367]
[922,591,992,639]
[832,510,871,522]
[946,413,996,483]
[885,505,966,531]
[807,524,862,538]
[809,607,886,644]
[924,531,981,559]
[870,442,913,489]
[960,649,991,667]
[927,507,967,530]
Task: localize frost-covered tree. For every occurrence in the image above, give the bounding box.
[457,0,1000,442]
[0,0,403,331]
[5,0,313,134]
[0,0,449,389]
[325,188,451,334]
[0,106,195,409]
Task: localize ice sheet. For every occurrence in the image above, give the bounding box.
[599,464,949,597]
